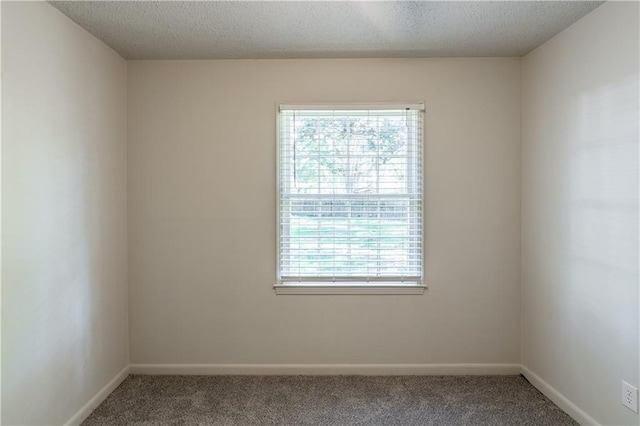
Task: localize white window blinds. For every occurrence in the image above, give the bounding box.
[278,104,424,284]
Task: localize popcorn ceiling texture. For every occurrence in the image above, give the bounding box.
[48,1,603,60]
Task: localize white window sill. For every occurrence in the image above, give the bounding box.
[273,283,427,295]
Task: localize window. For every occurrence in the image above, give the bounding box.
[276,103,425,294]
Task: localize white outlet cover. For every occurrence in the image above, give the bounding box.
[622,381,638,413]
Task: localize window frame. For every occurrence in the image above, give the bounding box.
[274,103,427,295]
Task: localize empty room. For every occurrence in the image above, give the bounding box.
[2,1,639,425]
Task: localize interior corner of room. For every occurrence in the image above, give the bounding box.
[1,1,638,425]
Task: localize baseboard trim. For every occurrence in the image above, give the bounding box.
[65,365,130,426]
[129,363,521,376]
[521,365,599,426]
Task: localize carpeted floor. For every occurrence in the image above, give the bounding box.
[82,375,577,425]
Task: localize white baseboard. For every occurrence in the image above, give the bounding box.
[65,365,130,426]
[521,365,599,426]
[129,363,521,376]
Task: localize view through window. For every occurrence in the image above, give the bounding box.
[278,105,424,285]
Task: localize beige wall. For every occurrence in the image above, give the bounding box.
[127,58,522,365]
[522,2,639,425]
[1,2,128,425]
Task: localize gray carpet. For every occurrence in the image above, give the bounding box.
[82,375,577,425]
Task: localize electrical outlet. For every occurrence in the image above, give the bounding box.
[622,381,638,413]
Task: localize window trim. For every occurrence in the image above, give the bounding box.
[275,102,426,295]
[273,283,427,295]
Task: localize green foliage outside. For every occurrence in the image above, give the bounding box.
[291,115,408,194]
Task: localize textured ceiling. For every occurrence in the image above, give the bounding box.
[48,1,604,60]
